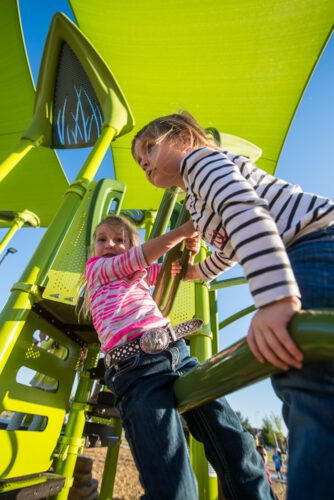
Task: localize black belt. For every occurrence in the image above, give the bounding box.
[104,318,203,368]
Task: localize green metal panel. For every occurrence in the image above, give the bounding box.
[0,313,81,478]
[168,281,196,325]
[0,0,69,227]
[43,179,126,306]
[70,0,334,210]
[22,13,134,148]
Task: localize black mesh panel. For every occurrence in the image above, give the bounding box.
[52,42,104,149]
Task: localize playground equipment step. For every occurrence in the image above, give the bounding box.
[83,421,119,448]
[87,388,121,419]
[32,297,99,346]
[88,402,120,420]
[88,357,106,382]
[0,473,65,499]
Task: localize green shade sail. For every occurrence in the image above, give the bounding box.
[0,0,69,228]
[70,0,334,210]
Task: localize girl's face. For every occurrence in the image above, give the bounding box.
[133,136,190,189]
[94,224,131,258]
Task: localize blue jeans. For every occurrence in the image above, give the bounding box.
[106,339,274,500]
[272,224,334,500]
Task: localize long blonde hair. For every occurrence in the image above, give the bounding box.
[77,215,139,320]
[131,110,219,158]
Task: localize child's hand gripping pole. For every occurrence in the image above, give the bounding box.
[171,235,201,281]
[152,207,197,317]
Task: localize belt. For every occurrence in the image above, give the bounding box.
[104,318,203,368]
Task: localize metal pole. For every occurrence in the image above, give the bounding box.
[0,139,35,183]
[174,309,334,413]
[52,343,100,500]
[189,242,218,500]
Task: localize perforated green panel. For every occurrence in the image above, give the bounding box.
[43,184,97,305]
[43,179,126,306]
[169,281,196,325]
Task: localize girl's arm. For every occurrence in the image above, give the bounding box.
[178,251,236,280]
[185,148,300,307]
[184,149,303,369]
[141,220,197,264]
[146,262,161,286]
[85,220,197,287]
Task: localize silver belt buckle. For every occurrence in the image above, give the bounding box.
[139,328,170,354]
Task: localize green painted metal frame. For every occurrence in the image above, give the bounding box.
[174,309,334,413]
[0,312,82,479]
[0,210,40,256]
[99,418,123,500]
[51,343,100,500]
[188,243,218,498]
[0,13,134,184]
[209,276,247,291]
[219,305,255,331]
[0,11,134,495]
[152,201,190,316]
[0,0,69,228]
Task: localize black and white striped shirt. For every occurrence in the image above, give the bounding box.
[181,147,334,308]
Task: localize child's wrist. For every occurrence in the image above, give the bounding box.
[279,296,301,306]
[261,295,301,310]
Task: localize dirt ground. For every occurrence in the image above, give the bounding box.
[84,446,287,499]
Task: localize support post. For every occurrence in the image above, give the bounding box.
[52,343,100,500]
[99,418,123,500]
[189,242,218,500]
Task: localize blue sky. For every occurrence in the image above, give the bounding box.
[0,1,333,431]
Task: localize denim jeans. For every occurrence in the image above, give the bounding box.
[106,339,274,500]
[272,224,334,500]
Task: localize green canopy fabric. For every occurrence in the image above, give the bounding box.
[0,0,69,228]
[70,0,334,210]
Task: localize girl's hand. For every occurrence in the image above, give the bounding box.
[171,260,182,277]
[171,261,201,281]
[185,234,201,263]
[247,296,303,371]
[179,220,198,239]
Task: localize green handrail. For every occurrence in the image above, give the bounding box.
[219,305,255,331]
[174,309,334,413]
[152,202,190,315]
[208,276,247,291]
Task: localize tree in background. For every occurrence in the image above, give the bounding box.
[260,417,276,447]
[260,414,286,449]
[270,413,287,452]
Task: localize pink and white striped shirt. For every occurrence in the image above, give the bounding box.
[85,245,169,351]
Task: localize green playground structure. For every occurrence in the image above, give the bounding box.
[0,1,333,499]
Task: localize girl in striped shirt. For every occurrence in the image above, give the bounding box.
[83,214,275,500]
[132,111,334,500]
